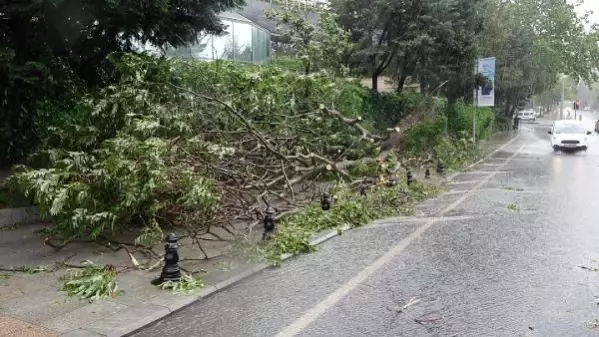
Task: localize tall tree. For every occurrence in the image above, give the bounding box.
[0,0,244,163]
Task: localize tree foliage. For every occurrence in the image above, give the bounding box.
[478,0,599,116]
[331,0,485,97]
[0,0,244,164]
[265,4,355,75]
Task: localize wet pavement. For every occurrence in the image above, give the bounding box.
[131,120,599,336]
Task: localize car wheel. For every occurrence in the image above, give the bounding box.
[553,146,560,152]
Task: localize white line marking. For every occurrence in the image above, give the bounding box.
[459,170,509,174]
[274,141,527,337]
[362,215,476,229]
[449,180,481,185]
[447,134,521,180]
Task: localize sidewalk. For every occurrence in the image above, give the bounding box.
[0,130,520,337]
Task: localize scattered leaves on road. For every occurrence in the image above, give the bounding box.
[506,202,520,211]
[503,187,525,192]
[586,319,599,330]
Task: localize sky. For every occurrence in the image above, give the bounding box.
[575,0,599,27]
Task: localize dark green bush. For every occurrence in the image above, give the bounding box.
[362,91,422,131]
[403,115,448,153]
[445,101,495,141]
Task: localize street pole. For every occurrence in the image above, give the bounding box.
[473,90,477,143]
[560,76,564,120]
[473,62,477,143]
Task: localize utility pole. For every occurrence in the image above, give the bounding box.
[560,76,564,120]
[473,63,477,143]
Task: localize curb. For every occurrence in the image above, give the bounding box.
[119,226,351,337]
[447,132,520,181]
[119,133,520,337]
[0,206,40,227]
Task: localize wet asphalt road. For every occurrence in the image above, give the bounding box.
[132,118,599,337]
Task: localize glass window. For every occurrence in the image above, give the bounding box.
[212,20,234,60]
[233,21,253,62]
[190,35,214,59]
[252,25,270,64]
[163,35,213,60]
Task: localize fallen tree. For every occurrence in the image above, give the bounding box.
[10,53,481,260]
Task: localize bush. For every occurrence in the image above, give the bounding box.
[434,135,482,170]
[0,49,83,164]
[445,101,495,141]
[403,115,448,154]
[362,91,421,130]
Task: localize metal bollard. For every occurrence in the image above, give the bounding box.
[262,206,276,240]
[321,192,332,211]
[151,234,181,285]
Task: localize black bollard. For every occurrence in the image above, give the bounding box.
[359,186,368,196]
[436,160,445,176]
[262,206,276,240]
[151,233,181,285]
[407,171,414,186]
[387,174,397,188]
[425,168,431,179]
[321,192,332,211]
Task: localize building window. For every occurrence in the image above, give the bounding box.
[212,19,234,60]
[136,14,271,64]
[233,21,253,62]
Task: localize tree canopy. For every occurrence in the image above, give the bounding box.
[1,0,244,163]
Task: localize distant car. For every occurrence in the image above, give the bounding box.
[548,120,592,152]
[517,110,536,122]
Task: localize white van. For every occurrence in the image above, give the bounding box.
[517,110,536,122]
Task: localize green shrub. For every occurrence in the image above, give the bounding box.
[403,115,448,154]
[445,101,495,141]
[434,135,482,170]
[362,91,421,130]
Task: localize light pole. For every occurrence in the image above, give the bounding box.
[560,75,565,120]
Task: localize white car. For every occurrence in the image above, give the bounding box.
[517,110,536,122]
[548,120,592,152]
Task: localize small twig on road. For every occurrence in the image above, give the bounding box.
[579,265,599,272]
[414,316,444,325]
[398,297,421,313]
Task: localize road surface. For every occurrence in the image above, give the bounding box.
[131,120,599,336]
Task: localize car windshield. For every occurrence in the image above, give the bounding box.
[554,124,585,134]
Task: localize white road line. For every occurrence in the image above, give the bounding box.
[449,180,481,185]
[447,133,521,180]
[274,141,528,337]
[362,215,477,229]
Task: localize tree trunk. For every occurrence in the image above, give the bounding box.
[396,75,407,93]
[371,73,379,92]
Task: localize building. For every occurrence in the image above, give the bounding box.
[137,0,322,64]
[161,10,272,64]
